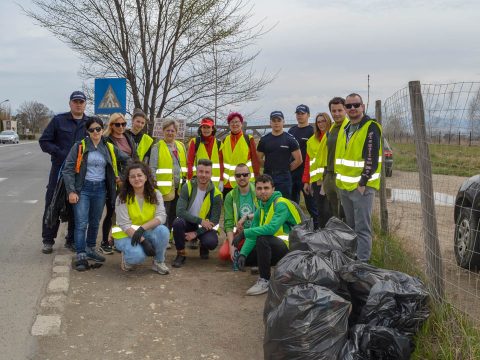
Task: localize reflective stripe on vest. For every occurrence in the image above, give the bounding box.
[136,134,154,162]
[155,140,186,195]
[111,196,156,239]
[221,134,254,187]
[186,181,222,220]
[335,120,382,191]
[306,135,323,183]
[191,137,222,187]
[259,197,301,248]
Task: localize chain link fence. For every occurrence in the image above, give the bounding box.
[377,81,480,321]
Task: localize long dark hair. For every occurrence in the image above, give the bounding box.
[118,161,159,205]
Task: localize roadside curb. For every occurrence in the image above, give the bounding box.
[31,250,73,337]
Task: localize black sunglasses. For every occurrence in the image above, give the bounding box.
[235,173,250,178]
[113,122,127,127]
[345,103,362,109]
[87,126,103,133]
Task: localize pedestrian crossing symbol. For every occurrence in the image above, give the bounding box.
[94,78,127,115]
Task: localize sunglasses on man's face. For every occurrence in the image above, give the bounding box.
[345,103,362,109]
[113,122,127,128]
[87,126,103,133]
[235,173,250,178]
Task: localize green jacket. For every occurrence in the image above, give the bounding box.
[241,191,296,257]
[223,183,257,233]
[176,178,222,236]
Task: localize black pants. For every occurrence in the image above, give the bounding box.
[172,217,218,251]
[312,182,332,228]
[291,176,319,228]
[164,190,179,230]
[101,201,115,245]
[42,163,74,245]
[257,235,289,280]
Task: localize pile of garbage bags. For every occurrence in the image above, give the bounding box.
[264,217,430,360]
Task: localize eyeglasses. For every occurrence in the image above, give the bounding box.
[345,103,362,109]
[113,122,127,128]
[87,126,102,133]
[235,173,250,178]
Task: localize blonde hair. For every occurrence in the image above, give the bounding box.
[162,119,178,132]
[314,112,332,137]
[104,113,126,136]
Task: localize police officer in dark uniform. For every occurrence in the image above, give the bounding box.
[39,91,89,254]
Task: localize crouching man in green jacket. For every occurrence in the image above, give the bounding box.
[234,174,302,295]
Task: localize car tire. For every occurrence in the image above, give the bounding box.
[454,206,480,269]
[385,168,392,177]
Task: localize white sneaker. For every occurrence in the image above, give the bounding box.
[246,278,270,296]
[152,260,170,275]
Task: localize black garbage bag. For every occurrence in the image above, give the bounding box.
[265,250,341,321]
[44,176,70,228]
[358,279,429,337]
[289,216,357,258]
[339,262,429,332]
[339,324,412,360]
[264,284,351,360]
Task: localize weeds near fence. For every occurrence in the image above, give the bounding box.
[372,219,480,359]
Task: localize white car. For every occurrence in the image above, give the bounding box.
[0,130,20,144]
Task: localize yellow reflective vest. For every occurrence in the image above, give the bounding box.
[189,137,222,187]
[155,140,187,195]
[259,197,301,247]
[111,195,156,239]
[221,133,254,188]
[136,134,154,162]
[335,120,382,191]
[306,134,324,183]
[316,117,349,181]
[186,181,222,221]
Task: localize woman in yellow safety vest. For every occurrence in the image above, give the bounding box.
[62,117,129,271]
[112,161,170,274]
[149,119,187,232]
[186,117,223,189]
[302,112,332,228]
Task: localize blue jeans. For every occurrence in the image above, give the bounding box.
[73,180,106,254]
[115,225,170,264]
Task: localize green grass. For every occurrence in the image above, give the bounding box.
[391,142,480,177]
[371,219,480,359]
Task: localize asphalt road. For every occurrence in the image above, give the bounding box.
[0,141,56,359]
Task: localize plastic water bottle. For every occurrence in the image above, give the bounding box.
[233,249,240,271]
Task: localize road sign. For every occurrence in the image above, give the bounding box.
[152,118,186,140]
[94,78,126,115]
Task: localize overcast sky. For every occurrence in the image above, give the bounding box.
[1,0,479,123]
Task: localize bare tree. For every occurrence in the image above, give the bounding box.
[26,0,273,132]
[468,87,480,137]
[16,101,52,135]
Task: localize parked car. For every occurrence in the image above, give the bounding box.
[454,175,480,269]
[383,137,393,177]
[0,130,19,144]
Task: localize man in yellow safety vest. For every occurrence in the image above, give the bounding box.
[126,108,154,163]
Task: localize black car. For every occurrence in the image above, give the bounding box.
[454,175,480,269]
[383,138,393,177]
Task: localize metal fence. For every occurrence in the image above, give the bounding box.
[377,81,480,321]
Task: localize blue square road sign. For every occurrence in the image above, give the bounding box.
[94,78,127,115]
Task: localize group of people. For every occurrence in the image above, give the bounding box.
[39,90,382,295]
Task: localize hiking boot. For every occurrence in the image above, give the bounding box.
[152,260,169,275]
[120,252,134,271]
[199,246,209,260]
[246,278,270,296]
[86,247,106,263]
[99,244,114,255]
[42,243,53,254]
[172,254,186,268]
[64,242,75,253]
[75,253,89,271]
[188,239,199,249]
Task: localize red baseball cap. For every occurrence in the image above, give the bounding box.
[200,118,214,127]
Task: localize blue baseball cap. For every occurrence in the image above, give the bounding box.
[70,91,86,101]
[270,111,284,120]
[295,104,310,114]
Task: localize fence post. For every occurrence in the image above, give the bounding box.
[408,81,445,301]
[375,100,389,237]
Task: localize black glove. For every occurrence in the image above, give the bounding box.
[237,254,246,272]
[131,226,146,246]
[232,231,244,248]
[141,238,156,256]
